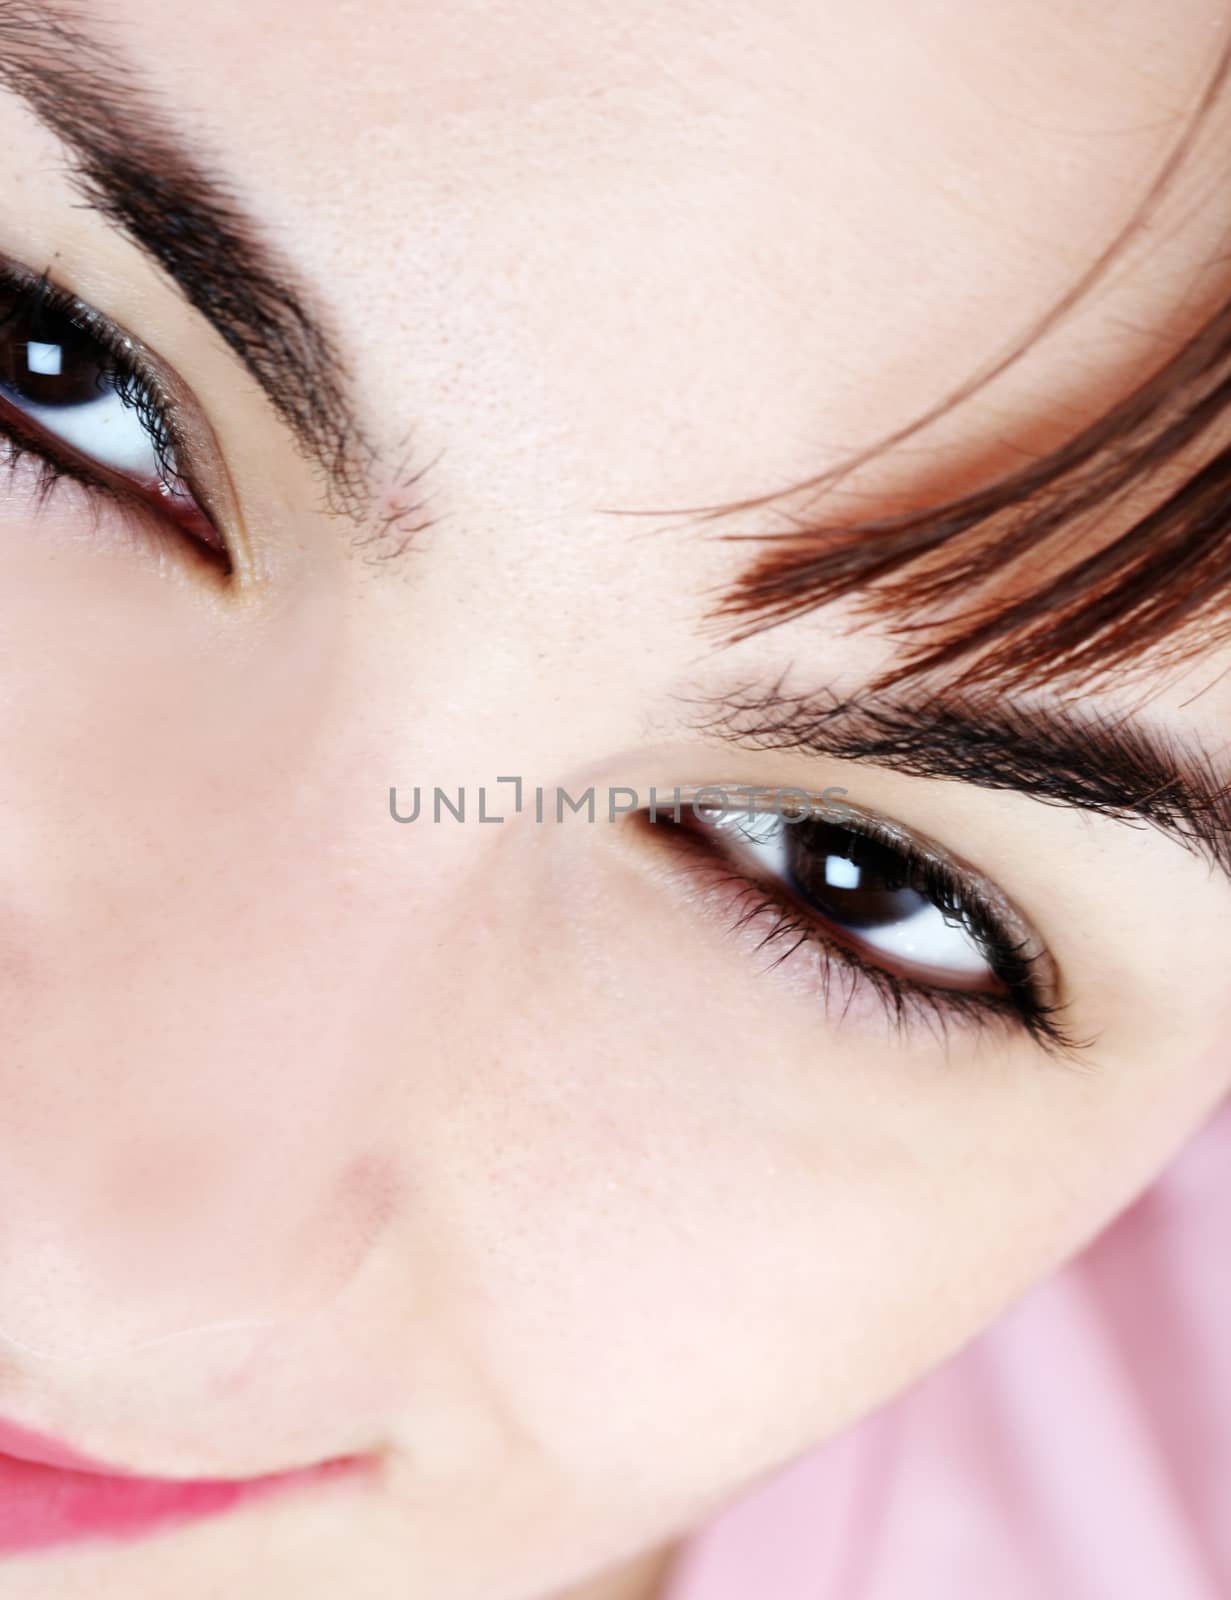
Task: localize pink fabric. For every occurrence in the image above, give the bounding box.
[663,1093,1231,1600]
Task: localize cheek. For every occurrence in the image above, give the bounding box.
[0,536,405,1349]
[3,527,1228,1543]
[396,843,1231,1539]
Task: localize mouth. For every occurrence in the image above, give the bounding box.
[0,1416,370,1557]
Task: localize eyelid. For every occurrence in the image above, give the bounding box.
[0,256,246,575]
[675,783,1062,995]
[644,782,1080,1056]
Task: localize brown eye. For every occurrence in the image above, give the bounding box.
[678,805,1003,991]
[0,270,229,565]
[0,287,109,408]
[0,279,175,485]
[784,821,928,931]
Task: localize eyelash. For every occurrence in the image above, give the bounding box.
[640,801,1086,1062]
[0,265,226,569]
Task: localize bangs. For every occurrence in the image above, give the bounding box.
[712,297,1231,695]
[703,38,1231,698]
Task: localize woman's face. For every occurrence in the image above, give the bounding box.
[0,1,1228,1596]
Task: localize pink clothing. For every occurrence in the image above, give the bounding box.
[663,1095,1231,1600]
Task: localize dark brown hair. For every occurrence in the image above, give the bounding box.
[703,27,1231,698]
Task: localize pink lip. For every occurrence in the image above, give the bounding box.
[0,1418,368,1556]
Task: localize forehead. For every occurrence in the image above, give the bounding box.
[11,0,1226,519]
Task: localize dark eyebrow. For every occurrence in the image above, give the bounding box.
[0,0,371,517]
[681,678,1231,880]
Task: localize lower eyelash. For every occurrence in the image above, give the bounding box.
[0,421,228,575]
[637,811,1089,1065]
[1,428,120,518]
[0,429,155,541]
[718,867,1044,1054]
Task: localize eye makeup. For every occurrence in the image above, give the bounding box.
[635,788,1087,1062]
[0,258,229,570]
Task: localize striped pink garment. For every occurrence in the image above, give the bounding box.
[662,1093,1231,1600]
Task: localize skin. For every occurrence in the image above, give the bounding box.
[0,0,1228,1596]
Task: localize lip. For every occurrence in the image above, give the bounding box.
[0,1417,369,1557]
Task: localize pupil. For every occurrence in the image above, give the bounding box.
[0,292,108,408]
[786,821,927,930]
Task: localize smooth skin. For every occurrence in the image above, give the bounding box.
[0,2,1228,1598]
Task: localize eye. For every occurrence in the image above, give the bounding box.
[707,807,997,991]
[0,268,226,565]
[637,793,1080,1058]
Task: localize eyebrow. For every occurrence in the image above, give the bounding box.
[682,678,1231,880]
[0,1,371,518]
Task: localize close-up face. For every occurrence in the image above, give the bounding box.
[0,2,1230,1597]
